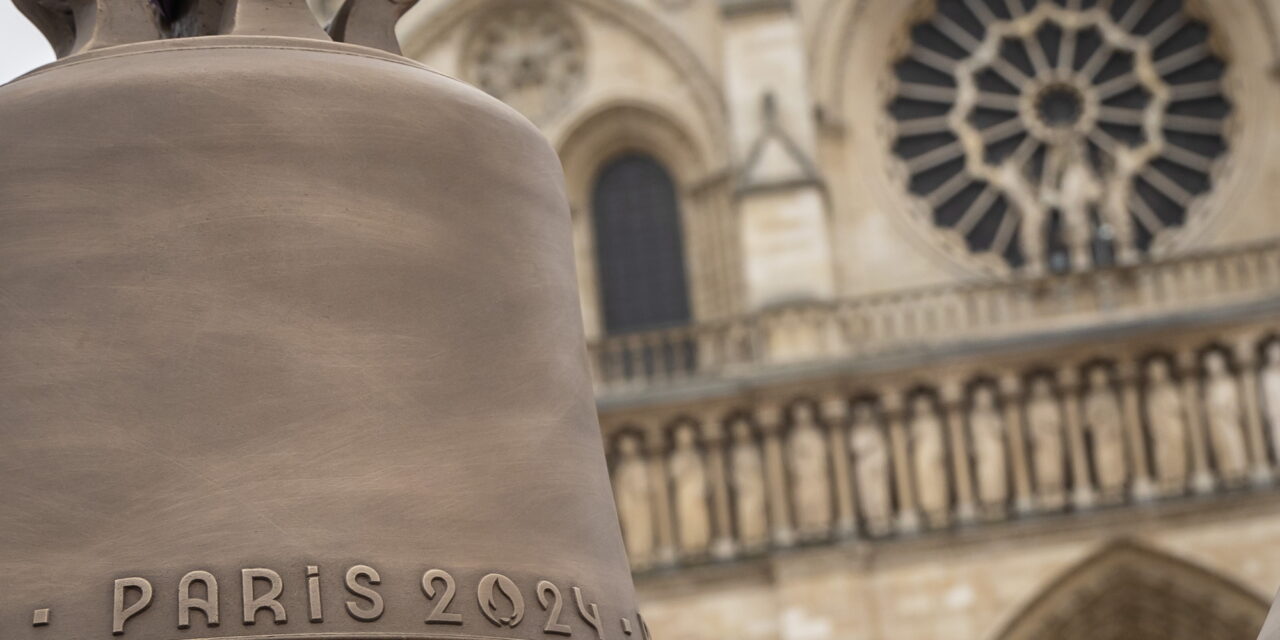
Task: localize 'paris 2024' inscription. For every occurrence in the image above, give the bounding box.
[81,564,649,638]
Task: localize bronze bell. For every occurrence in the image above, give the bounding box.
[0,1,641,638]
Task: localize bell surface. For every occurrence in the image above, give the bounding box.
[0,33,638,640]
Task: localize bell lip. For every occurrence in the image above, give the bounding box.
[3,35,461,88]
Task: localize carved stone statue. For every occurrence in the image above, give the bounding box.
[969,386,1008,514]
[1205,351,1249,482]
[613,434,655,568]
[1261,341,1280,464]
[669,425,711,557]
[1014,138,1102,272]
[849,402,893,536]
[1027,377,1066,510]
[729,420,769,550]
[788,404,832,538]
[1144,359,1189,493]
[1083,368,1127,498]
[910,395,949,527]
[1053,148,1103,270]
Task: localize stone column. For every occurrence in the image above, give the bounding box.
[757,403,795,547]
[1233,336,1274,485]
[1177,351,1216,494]
[645,428,678,566]
[1060,368,1096,509]
[999,373,1035,514]
[822,394,857,537]
[1119,360,1156,501]
[884,392,920,533]
[700,410,737,559]
[941,381,977,523]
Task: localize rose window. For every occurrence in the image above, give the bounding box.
[888,0,1230,272]
[463,2,586,123]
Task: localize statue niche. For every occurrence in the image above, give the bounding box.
[669,425,712,557]
[1203,351,1249,484]
[788,404,833,539]
[849,401,893,536]
[729,419,769,551]
[1083,367,1127,501]
[613,432,656,569]
[909,394,950,528]
[1144,358,1189,495]
[969,385,1008,518]
[1259,341,1280,465]
[1027,376,1067,511]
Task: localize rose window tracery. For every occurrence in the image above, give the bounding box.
[463,2,586,123]
[888,0,1231,273]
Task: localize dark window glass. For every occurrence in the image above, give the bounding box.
[592,154,692,334]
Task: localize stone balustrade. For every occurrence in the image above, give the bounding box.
[599,267,1280,571]
[589,240,1280,394]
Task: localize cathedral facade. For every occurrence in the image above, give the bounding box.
[380,0,1280,637]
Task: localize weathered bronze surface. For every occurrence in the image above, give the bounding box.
[0,3,639,638]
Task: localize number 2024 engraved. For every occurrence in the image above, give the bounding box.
[415,569,647,639]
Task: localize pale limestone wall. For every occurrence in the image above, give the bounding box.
[740,189,834,308]
[638,496,1280,640]
[400,0,1280,318]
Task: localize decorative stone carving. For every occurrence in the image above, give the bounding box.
[1083,368,1127,499]
[1027,376,1067,510]
[1262,341,1280,463]
[463,1,586,123]
[909,394,949,527]
[849,401,893,536]
[887,1,1230,272]
[1145,358,1189,494]
[1204,351,1249,483]
[669,425,711,557]
[613,433,656,568]
[788,404,833,539]
[729,420,769,551]
[969,385,1008,515]
[599,336,1280,572]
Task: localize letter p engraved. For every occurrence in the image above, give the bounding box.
[242,568,287,625]
[112,577,153,635]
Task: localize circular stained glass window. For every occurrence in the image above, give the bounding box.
[888,0,1230,272]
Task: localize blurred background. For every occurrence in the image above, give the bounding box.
[7,0,1280,637]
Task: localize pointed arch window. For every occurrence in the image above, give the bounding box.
[592,154,692,334]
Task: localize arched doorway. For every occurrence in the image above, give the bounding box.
[995,539,1268,640]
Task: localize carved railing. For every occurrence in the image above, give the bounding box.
[589,240,1280,394]
[603,327,1280,572]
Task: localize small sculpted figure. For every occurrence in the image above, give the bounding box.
[669,426,711,557]
[729,421,769,550]
[969,386,1008,514]
[1027,377,1066,509]
[1204,351,1249,482]
[1145,359,1189,493]
[613,434,655,568]
[788,405,833,538]
[910,395,949,527]
[1055,153,1103,270]
[849,402,893,535]
[1261,342,1280,463]
[1084,368,1127,498]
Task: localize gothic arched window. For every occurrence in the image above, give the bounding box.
[592,154,692,334]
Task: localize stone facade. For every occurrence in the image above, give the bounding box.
[389,0,1280,638]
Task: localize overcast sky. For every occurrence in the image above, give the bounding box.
[1,2,56,84]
